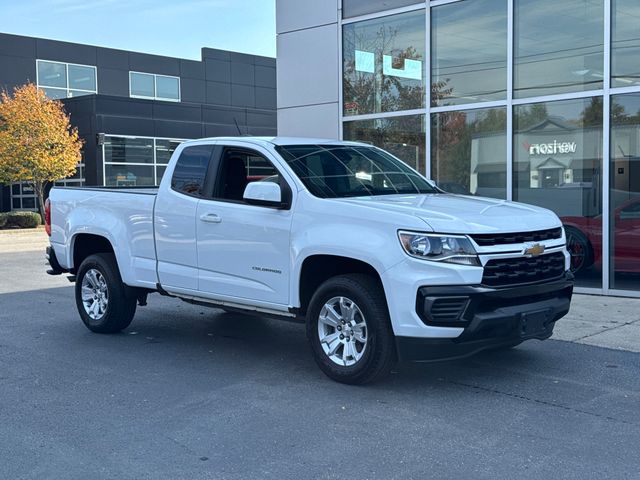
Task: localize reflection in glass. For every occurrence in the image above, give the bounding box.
[41,87,67,100]
[432,107,506,199]
[343,10,425,116]
[612,0,640,87]
[156,76,180,100]
[342,0,419,19]
[514,0,603,98]
[431,0,507,106]
[514,97,603,287]
[155,139,183,164]
[105,164,155,187]
[343,114,426,173]
[104,136,154,164]
[37,61,66,88]
[130,72,155,98]
[156,165,167,185]
[610,94,640,291]
[68,64,96,91]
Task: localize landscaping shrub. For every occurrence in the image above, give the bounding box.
[0,211,41,229]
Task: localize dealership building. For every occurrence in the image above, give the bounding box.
[0,32,276,211]
[275,0,640,296]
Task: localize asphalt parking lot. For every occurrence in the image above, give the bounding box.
[1,232,639,479]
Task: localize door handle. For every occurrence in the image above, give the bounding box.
[199,213,222,224]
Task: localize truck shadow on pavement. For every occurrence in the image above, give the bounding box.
[5,286,636,396]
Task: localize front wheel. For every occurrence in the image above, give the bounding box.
[75,253,137,333]
[306,274,396,384]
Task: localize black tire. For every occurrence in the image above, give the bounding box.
[306,274,396,385]
[564,226,594,275]
[75,253,137,333]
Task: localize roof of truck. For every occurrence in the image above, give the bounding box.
[183,136,366,147]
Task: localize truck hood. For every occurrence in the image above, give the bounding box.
[337,194,561,234]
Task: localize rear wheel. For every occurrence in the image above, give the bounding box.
[75,253,137,333]
[565,226,593,275]
[306,274,396,384]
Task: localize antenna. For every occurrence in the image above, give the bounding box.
[234,118,243,136]
[234,117,251,137]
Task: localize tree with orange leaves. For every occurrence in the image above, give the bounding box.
[0,83,83,222]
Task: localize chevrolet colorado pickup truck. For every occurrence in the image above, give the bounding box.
[45,137,573,384]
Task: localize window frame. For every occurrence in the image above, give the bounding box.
[129,71,181,102]
[36,59,98,99]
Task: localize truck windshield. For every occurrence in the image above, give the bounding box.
[276,144,437,198]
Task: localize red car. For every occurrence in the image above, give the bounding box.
[561,198,640,274]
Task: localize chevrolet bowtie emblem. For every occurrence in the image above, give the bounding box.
[523,243,545,257]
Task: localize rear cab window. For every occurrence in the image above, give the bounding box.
[170,144,215,197]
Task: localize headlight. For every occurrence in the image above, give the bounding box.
[398,231,480,266]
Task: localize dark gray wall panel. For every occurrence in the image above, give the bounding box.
[180,78,206,104]
[96,47,129,70]
[247,110,277,128]
[254,56,276,67]
[154,119,203,139]
[255,65,276,88]
[205,59,231,83]
[99,115,155,137]
[231,62,255,86]
[206,81,232,105]
[37,39,96,65]
[180,59,204,79]
[128,52,180,76]
[203,105,246,126]
[231,84,255,108]
[153,102,202,122]
[255,86,277,109]
[97,68,129,96]
[230,51,255,65]
[0,33,36,58]
[0,55,36,84]
[202,48,231,61]
[95,96,153,118]
[204,123,241,137]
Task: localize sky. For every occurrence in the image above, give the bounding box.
[0,0,276,59]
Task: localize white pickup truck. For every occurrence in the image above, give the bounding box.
[45,137,573,384]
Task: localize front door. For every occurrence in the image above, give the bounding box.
[196,145,294,306]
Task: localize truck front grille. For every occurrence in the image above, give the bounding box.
[482,252,566,287]
[471,228,562,247]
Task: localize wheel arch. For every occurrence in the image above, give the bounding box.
[296,254,385,315]
[71,233,117,273]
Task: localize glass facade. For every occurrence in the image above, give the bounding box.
[102,135,185,187]
[432,107,507,199]
[340,0,640,295]
[342,10,426,116]
[431,0,507,106]
[343,115,425,172]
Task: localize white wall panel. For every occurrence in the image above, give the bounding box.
[277,23,340,109]
[278,103,341,139]
[276,0,338,34]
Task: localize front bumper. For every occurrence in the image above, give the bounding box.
[396,273,574,363]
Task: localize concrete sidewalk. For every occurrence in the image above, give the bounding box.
[1,228,639,353]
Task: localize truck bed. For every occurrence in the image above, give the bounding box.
[49,186,159,289]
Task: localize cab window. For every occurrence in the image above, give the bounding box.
[215,149,281,202]
[170,145,214,197]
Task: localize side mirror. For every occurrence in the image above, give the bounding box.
[243,181,283,208]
